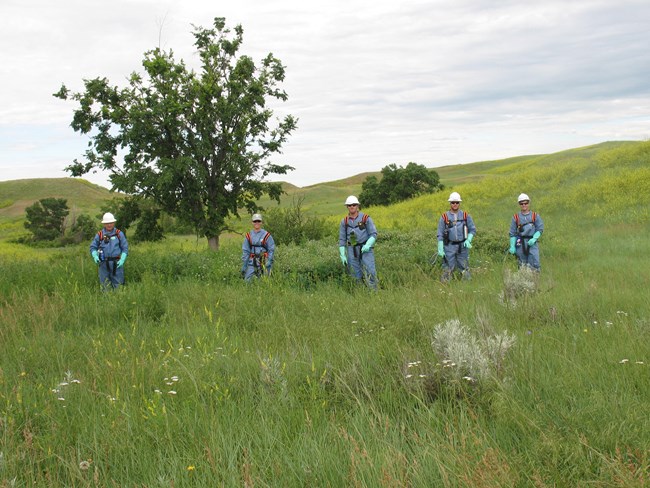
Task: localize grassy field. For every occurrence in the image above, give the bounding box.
[1,141,649,486]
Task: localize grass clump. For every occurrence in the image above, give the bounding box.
[424,319,516,399]
[499,266,538,306]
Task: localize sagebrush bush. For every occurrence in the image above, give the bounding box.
[428,319,516,397]
[499,266,538,306]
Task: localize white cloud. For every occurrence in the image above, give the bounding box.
[1,0,649,188]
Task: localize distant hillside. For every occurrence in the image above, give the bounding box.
[262,141,642,217]
[2,140,646,235]
[0,177,119,224]
[357,140,649,233]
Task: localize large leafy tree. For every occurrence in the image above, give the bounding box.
[54,17,297,250]
[359,162,443,207]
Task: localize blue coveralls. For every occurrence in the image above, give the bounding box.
[437,210,477,281]
[509,211,544,271]
[339,212,378,289]
[241,229,275,281]
[90,228,129,290]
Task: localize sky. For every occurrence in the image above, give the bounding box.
[1,0,649,189]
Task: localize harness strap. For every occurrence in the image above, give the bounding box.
[442,211,467,225]
[515,212,537,235]
[98,229,121,241]
[344,214,369,228]
[246,232,270,252]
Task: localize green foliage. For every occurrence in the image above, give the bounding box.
[101,196,141,231]
[263,197,330,245]
[133,207,164,243]
[55,17,297,249]
[69,213,97,243]
[101,196,164,243]
[23,198,69,241]
[359,162,443,206]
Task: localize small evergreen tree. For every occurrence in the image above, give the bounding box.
[24,198,69,241]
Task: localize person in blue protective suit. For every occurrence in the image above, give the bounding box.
[338,195,378,290]
[436,192,477,282]
[509,193,544,271]
[241,213,275,281]
[90,212,129,290]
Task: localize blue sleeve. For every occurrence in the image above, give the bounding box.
[338,219,347,247]
[436,216,445,241]
[467,214,476,235]
[509,215,518,237]
[89,234,99,254]
[366,216,378,239]
[119,232,129,255]
[266,234,275,264]
[535,214,544,234]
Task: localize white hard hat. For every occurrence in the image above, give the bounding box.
[344,195,360,206]
[448,192,462,202]
[517,193,530,203]
[101,212,116,224]
[252,213,263,222]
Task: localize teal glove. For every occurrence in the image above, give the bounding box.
[437,241,445,257]
[463,233,473,249]
[361,236,376,253]
[117,253,127,268]
[339,246,347,265]
[528,231,541,246]
[91,250,100,264]
[509,236,517,254]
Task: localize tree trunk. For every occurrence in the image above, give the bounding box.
[207,235,220,251]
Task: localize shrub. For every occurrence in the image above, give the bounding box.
[264,197,329,245]
[422,319,516,399]
[69,213,97,243]
[499,266,538,306]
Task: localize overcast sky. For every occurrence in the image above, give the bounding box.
[1,0,649,188]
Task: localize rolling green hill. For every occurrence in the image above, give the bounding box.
[0,178,117,220]
[2,140,648,243]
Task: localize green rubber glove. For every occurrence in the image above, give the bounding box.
[117,253,127,268]
[91,250,100,264]
[361,236,376,253]
[437,241,445,257]
[527,231,541,246]
[339,246,347,265]
[463,233,473,249]
[509,236,517,254]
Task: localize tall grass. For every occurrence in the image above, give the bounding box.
[1,221,648,486]
[1,141,649,485]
